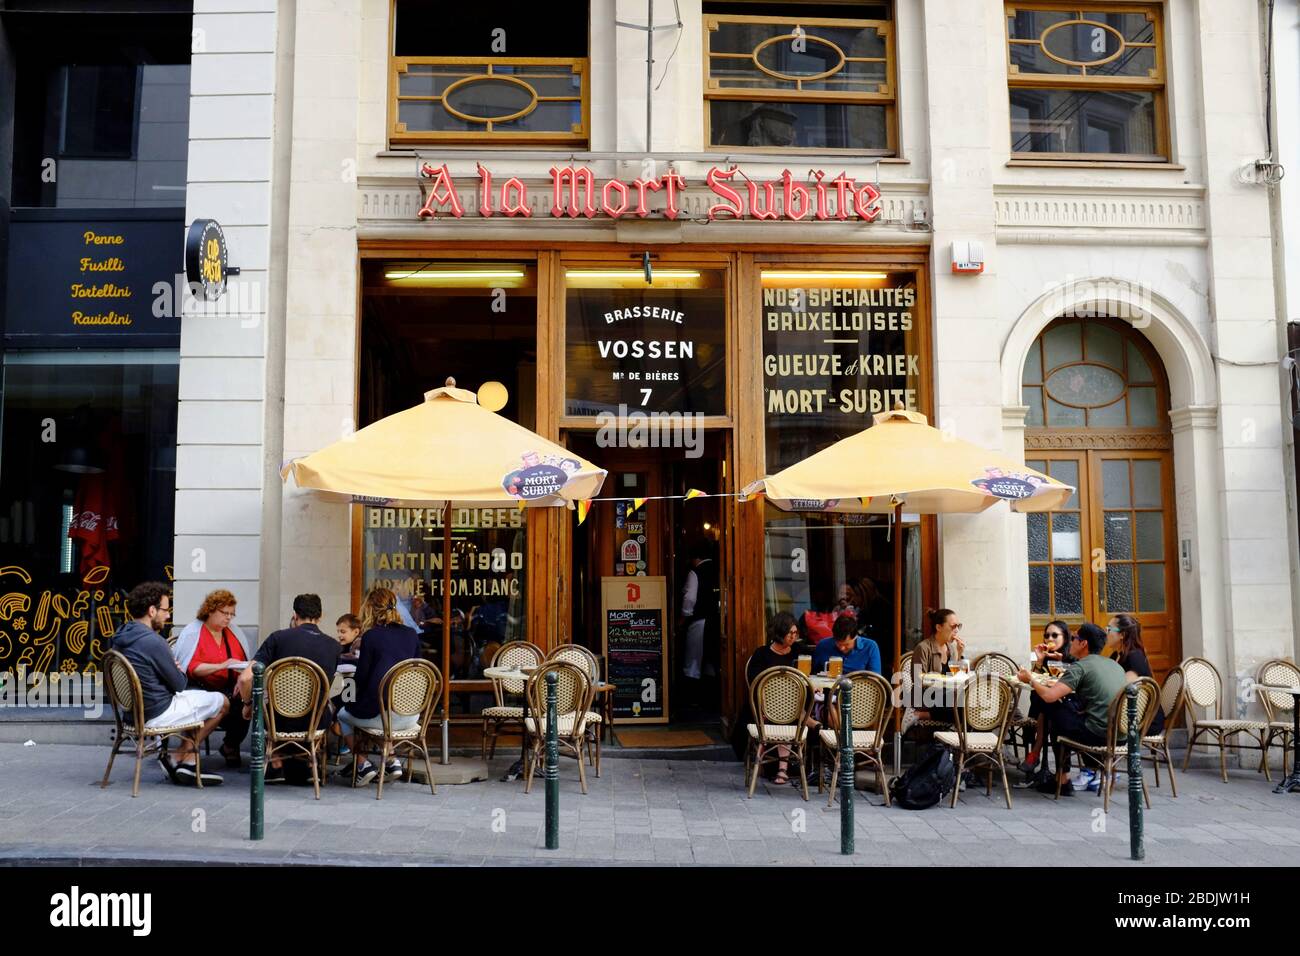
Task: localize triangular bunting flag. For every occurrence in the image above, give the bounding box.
[577,500,591,526]
[632,497,647,512]
[516,499,527,511]
[859,497,871,510]
[685,489,706,501]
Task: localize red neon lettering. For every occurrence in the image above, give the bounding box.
[601,179,629,217]
[745,177,779,221]
[417,163,465,218]
[811,170,830,221]
[501,177,531,217]
[550,166,597,218]
[660,171,687,220]
[477,164,494,217]
[706,166,743,220]
[853,182,882,222]
[781,169,811,221]
[830,172,853,221]
[631,177,661,217]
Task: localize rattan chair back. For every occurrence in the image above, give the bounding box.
[749,666,812,742]
[1180,657,1223,717]
[379,658,442,733]
[263,656,329,739]
[1157,666,1185,731]
[490,641,543,703]
[972,652,1019,679]
[104,650,144,730]
[1257,659,1300,717]
[958,674,1014,736]
[547,643,599,682]
[527,660,590,721]
[1106,677,1160,743]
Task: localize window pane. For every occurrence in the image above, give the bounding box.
[1102,460,1131,507]
[1027,513,1049,561]
[1129,386,1158,425]
[492,101,583,134]
[1023,387,1044,425]
[1127,341,1153,382]
[62,64,138,158]
[1089,46,1156,79]
[710,100,888,150]
[398,99,476,132]
[1104,512,1132,560]
[1042,322,1081,371]
[399,65,482,96]
[1135,511,1164,559]
[1088,399,1126,426]
[1046,398,1085,426]
[1080,12,1158,43]
[1133,460,1162,507]
[1029,565,1051,615]
[1107,563,1135,612]
[1054,565,1083,614]
[1023,341,1042,383]
[1048,460,1079,509]
[1045,364,1125,407]
[1007,9,1072,41]
[1137,563,1166,612]
[1085,322,1124,369]
[1010,88,1159,157]
[1050,512,1081,561]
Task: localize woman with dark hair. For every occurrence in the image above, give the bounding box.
[745,611,817,786]
[1107,613,1164,735]
[1018,620,1073,779]
[909,608,965,722]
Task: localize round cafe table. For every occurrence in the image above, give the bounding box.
[1253,683,1300,794]
[483,665,536,781]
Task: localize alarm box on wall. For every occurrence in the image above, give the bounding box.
[951,240,985,274]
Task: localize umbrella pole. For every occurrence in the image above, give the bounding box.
[442,500,452,765]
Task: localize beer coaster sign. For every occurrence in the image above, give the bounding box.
[502,452,582,500]
[620,539,642,563]
[184,219,237,300]
[971,469,1045,501]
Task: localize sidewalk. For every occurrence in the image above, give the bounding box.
[1,742,1297,866]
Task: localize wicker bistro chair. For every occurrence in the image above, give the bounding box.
[263,656,331,800]
[523,660,594,795]
[353,659,442,800]
[972,652,1037,758]
[746,666,815,801]
[934,674,1016,810]
[1056,677,1159,813]
[896,651,954,750]
[1143,666,1185,796]
[101,650,207,797]
[1257,658,1300,777]
[546,643,604,777]
[1179,657,1272,783]
[482,641,544,761]
[819,671,893,807]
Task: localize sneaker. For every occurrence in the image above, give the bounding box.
[1037,776,1073,796]
[385,760,403,781]
[337,744,352,757]
[174,761,224,787]
[1070,769,1097,790]
[219,742,242,769]
[351,760,378,787]
[157,751,180,784]
[264,765,286,784]
[1017,753,1039,775]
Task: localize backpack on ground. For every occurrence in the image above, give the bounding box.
[889,743,956,810]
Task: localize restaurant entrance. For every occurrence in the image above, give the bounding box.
[566,433,730,735]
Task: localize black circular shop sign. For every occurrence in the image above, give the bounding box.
[185,219,228,300]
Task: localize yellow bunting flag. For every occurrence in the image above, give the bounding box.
[577,500,591,526]
[516,499,527,511]
[859,497,872,510]
[632,497,647,512]
[685,489,706,501]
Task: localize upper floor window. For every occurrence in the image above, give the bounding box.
[1006,4,1166,161]
[389,1,589,147]
[703,2,896,153]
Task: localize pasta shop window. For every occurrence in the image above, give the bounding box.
[759,266,932,660]
[358,260,537,715]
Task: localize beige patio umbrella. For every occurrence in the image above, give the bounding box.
[742,406,1073,671]
[281,378,607,764]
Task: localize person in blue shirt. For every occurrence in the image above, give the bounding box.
[812,614,882,675]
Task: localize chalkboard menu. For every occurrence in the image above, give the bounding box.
[601,576,669,723]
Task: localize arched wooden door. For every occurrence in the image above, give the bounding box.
[1021,317,1180,679]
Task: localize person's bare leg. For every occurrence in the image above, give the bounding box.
[177,701,228,764]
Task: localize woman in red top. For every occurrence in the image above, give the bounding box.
[185,590,250,768]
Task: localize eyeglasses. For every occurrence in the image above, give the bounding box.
[949,623,963,630]
[1106,626,1120,632]
[218,608,237,618]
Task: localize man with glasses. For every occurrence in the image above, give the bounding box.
[110,582,227,786]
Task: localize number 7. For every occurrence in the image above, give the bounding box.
[639,388,652,406]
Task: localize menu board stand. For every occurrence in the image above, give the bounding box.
[601,576,669,725]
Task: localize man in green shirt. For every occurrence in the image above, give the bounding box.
[1017,622,1128,795]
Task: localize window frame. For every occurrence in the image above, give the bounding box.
[1004,2,1168,163]
[702,12,898,155]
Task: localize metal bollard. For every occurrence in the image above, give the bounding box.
[249,661,265,842]
[838,676,854,856]
[1126,682,1144,861]
[544,671,559,850]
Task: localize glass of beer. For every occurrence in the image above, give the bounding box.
[796,655,812,675]
[828,657,843,678]
[1047,661,1064,678]
[947,660,961,676]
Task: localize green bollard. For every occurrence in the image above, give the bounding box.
[544,671,559,850]
[1126,682,1144,861]
[838,676,854,855]
[249,661,265,842]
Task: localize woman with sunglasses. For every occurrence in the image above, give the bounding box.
[1106,614,1164,736]
[1018,620,1073,780]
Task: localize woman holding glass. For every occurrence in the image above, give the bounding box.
[1017,620,1073,781]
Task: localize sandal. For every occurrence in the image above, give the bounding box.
[774,765,790,786]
